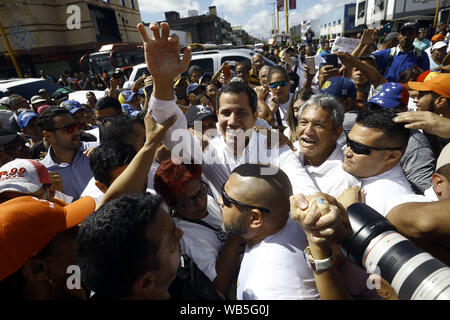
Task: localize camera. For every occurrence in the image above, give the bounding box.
[341,203,450,300]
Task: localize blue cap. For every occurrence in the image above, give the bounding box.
[368,82,409,109]
[17,110,38,129]
[320,76,357,100]
[186,83,205,96]
[121,103,140,117]
[60,99,86,114]
[118,90,136,104]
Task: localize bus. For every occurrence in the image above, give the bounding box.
[80,43,145,78]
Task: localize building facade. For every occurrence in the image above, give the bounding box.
[320,3,364,39]
[158,10,233,45]
[0,0,142,79]
[356,0,449,28]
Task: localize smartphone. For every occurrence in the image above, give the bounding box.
[222,63,231,78]
[144,85,153,96]
[324,54,339,68]
[378,22,392,36]
[305,56,316,75]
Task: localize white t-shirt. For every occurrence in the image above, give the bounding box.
[294,142,361,198]
[265,92,293,127]
[80,161,160,205]
[237,217,319,300]
[360,163,416,217]
[173,195,225,281]
[150,95,319,200]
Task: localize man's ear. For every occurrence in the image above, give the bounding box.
[42,130,50,139]
[248,209,264,229]
[386,149,403,164]
[95,181,109,194]
[22,258,48,281]
[434,96,447,111]
[432,172,445,197]
[132,270,157,296]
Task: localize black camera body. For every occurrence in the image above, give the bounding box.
[341,203,450,300]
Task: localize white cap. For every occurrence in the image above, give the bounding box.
[436,143,450,172]
[432,41,448,52]
[0,159,52,194]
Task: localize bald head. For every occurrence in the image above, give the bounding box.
[227,164,292,224]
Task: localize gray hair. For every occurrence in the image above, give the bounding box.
[298,94,344,128]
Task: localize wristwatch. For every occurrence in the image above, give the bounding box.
[304,246,335,272]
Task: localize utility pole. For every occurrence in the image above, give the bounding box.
[0,21,22,78]
[285,0,289,34]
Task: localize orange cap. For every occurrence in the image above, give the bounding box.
[431,33,446,44]
[0,195,95,281]
[408,73,450,98]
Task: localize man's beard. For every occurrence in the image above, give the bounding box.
[222,213,248,236]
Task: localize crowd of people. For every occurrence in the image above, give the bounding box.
[0,20,450,301]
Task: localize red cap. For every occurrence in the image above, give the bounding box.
[0,195,95,281]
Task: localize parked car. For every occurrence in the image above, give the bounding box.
[0,78,62,100]
[124,48,277,87]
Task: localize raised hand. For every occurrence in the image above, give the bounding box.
[144,109,176,145]
[137,22,191,82]
[394,111,450,139]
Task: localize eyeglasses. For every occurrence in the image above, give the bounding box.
[178,181,208,209]
[221,184,271,213]
[47,122,81,134]
[269,80,288,89]
[346,135,402,155]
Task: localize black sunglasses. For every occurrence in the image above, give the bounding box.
[47,122,81,134]
[346,135,402,155]
[222,184,270,213]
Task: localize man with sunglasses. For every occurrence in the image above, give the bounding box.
[138,22,318,200]
[342,107,415,216]
[220,163,354,300]
[38,107,98,201]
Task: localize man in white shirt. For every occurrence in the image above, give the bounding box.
[342,107,415,216]
[138,22,318,199]
[295,94,360,198]
[220,163,353,300]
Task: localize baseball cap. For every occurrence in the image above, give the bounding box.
[436,143,450,171]
[121,103,140,117]
[30,95,47,105]
[368,82,409,109]
[399,22,418,32]
[0,97,10,108]
[0,109,15,130]
[408,73,450,98]
[185,105,217,127]
[0,195,95,281]
[186,83,205,96]
[0,159,52,194]
[60,99,85,114]
[17,110,38,129]
[320,76,357,100]
[0,128,19,146]
[118,90,136,104]
[431,41,448,52]
[431,33,446,44]
[384,32,399,43]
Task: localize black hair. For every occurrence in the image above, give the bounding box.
[188,65,203,80]
[217,81,257,113]
[94,96,122,112]
[398,66,423,83]
[76,192,163,299]
[267,66,289,83]
[99,115,144,146]
[356,108,410,150]
[89,141,137,187]
[195,93,213,106]
[37,106,72,131]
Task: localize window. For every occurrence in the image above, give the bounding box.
[338,20,341,24]
[187,58,214,76]
[129,0,135,9]
[102,0,109,2]
[119,0,125,6]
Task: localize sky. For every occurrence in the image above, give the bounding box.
[136,0,354,40]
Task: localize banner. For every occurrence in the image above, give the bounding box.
[277,0,284,11]
[289,0,296,10]
[331,36,361,54]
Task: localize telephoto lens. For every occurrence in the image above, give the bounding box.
[341,203,450,300]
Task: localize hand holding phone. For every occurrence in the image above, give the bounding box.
[305,56,316,75]
[324,54,339,68]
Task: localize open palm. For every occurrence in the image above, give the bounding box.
[137,22,191,80]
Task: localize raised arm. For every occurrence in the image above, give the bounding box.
[337,52,387,87]
[394,111,450,139]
